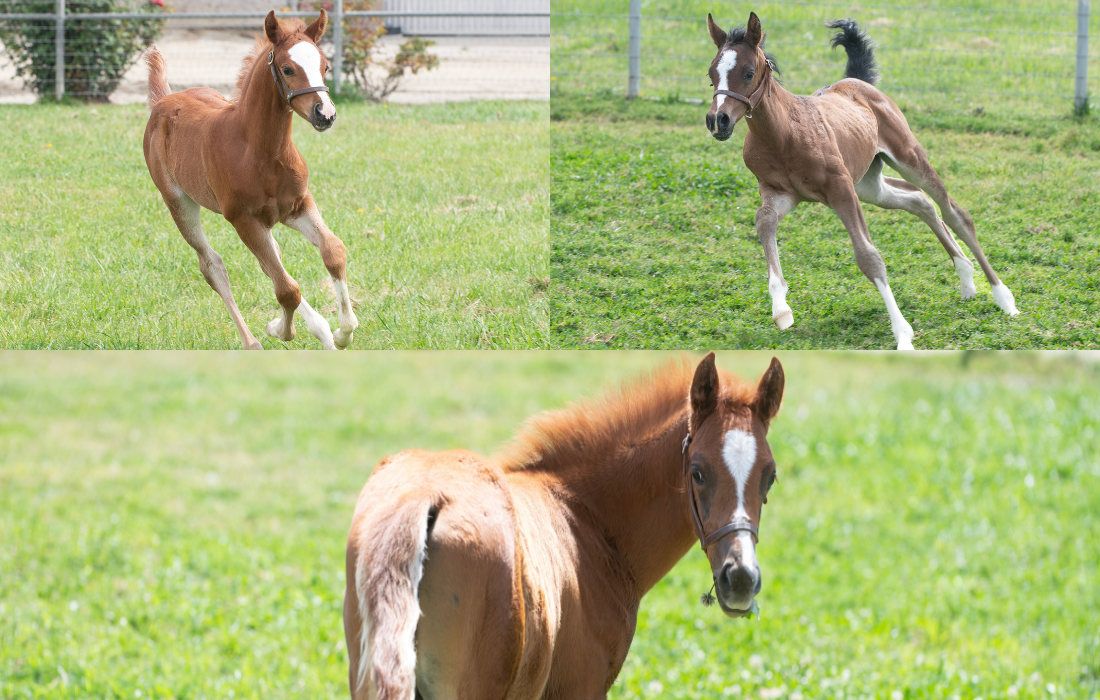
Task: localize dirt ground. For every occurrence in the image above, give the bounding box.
[0,30,549,104]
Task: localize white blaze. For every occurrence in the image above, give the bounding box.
[721,428,760,574]
[715,50,737,108]
[288,41,336,118]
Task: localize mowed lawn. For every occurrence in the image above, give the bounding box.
[551,96,1100,349]
[2,352,1098,699]
[0,100,548,349]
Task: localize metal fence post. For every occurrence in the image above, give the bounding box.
[54,0,64,100]
[333,0,343,94]
[627,0,640,98]
[1076,0,1090,114]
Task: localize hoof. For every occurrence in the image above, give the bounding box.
[773,308,794,330]
[896,338,915,351]
[244,338,263,350]
[960,284,977,300]
[894,321,915,351]
[333,328,353,350]
[265,317,296,342]
[991,284,1019,316]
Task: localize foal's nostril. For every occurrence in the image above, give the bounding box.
[717,112,731,132]
[706,113,715,132]
[722,564,756,600]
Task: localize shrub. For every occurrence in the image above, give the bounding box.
[0,0,167,102]
[304,0,438,102]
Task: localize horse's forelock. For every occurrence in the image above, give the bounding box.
[232,20,317,103]
[720,26,781,76]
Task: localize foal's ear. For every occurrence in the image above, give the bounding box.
[707,13,727,49]
[264,10,283,44]
[690,352,720,419]
[746,12,764,47]
[305,8,328,42]
[753,356,785,429]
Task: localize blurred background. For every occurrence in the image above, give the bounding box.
[1,351,1098,698]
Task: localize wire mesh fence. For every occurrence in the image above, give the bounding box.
[0,0,550,103]
[552,0,1100,115]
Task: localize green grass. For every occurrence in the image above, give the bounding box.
[550,93,1100,349]
[0,101,549,349]
[551,0,1100,114]
[2,351,1099,699]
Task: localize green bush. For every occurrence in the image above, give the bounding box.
[0,0,167,102]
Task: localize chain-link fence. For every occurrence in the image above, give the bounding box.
[552,0,1100,115]
[0,0,549,103]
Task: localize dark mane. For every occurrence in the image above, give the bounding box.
[232,18,309,103]
[496,358,755,474]
[723,24,782,76]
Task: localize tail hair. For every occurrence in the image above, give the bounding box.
[144,45,171,108]
[826,19,879,85]
[354,500,435,700]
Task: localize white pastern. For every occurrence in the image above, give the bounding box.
[721,429,757,518]
[331,277,359,349]
[715,50,737,108]
[872,278,915,350]
[288,41,336,118]
[768,270,793,330]
[952,256,977,299]
[296,298,336,349]
[991,283,1020,315]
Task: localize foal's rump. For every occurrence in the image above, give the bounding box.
[345,450,523,700]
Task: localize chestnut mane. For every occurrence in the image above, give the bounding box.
[497,358,755,474]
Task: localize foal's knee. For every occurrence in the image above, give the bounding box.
[755,206,779,235]
[854,245,888,283]
[275,279,303,310]
[321,235,348,280]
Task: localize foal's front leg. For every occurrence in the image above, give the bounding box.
[232,215,337,350]
[829,184,915,350]
[284,196,359,350]
[754,188,798,329]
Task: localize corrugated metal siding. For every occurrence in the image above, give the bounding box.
[383,0,548,37]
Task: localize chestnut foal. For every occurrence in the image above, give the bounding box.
[706,13,1018,349]
[344,353,785,699]
[143,10,357,349]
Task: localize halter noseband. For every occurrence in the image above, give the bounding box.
[682,413,760,552]
[268,49,329,108]
[712,58,773,119]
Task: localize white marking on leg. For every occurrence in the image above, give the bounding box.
[953,256,977,299]
[991,283,1019,315]
[768,270,793,330]
[331,278,358,349]
[715,50,737,107]
[288,41,336,118]
[873,278,915,350]
[296,298,336,349]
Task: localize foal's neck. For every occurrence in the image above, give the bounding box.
[744,77,795,147]
[236,50,296,160]
[567,409,698,595]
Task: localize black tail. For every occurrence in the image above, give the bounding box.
[826,19,878,85]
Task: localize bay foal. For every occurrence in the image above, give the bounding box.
[345,353,785,699]
[706,13,1018,349]
[143,10,357,349]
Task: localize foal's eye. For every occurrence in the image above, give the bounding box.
[745,71,755,81]
[282,67,294,77]
[692,469,706,486]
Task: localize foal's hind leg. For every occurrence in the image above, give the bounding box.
[885,148,1019,314]
[854,156,977,299]
[284,196,358,350]
[166,192,262,349]
[828,183,915,350]
[754,187,799,329]
[231,216,336,350]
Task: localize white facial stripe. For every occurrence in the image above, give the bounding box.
[715,50,737,108]
[722,428,756,520]
[738,531,758,573]
[287,41,336,118]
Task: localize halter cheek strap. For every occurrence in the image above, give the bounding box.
[682,415,760,552]
[713,59,773,118]
[269,49,329,108]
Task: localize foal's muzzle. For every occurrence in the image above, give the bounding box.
[310,102,336,131]
[716,562,761,617]
[706,108,736,142]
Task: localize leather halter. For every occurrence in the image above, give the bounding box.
[268,49,329,108]
[682,413,760,552]
[712,58,773,118]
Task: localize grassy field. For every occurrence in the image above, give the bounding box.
[2,351,1098,699]
[551,97,1100,350]
[0,100,549,349]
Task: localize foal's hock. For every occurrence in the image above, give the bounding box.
[142,10,358,349]
[706,12,1018,350]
